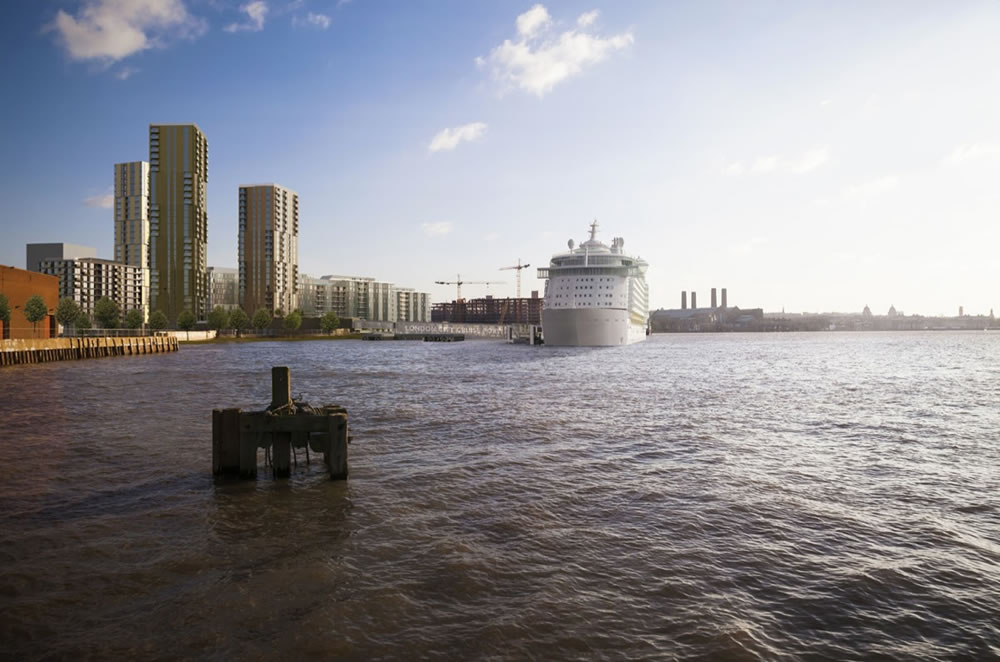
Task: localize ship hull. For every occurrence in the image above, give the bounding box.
[541,308,647,346]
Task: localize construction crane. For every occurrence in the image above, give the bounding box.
[499,259,531,299]
[434,274,505,302]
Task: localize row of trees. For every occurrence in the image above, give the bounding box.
[0,291,346,337]
[54,296,145,331]
[205,306,340,335]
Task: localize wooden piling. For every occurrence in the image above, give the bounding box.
[212,408,242,475]
[214,368,351,481]
[327,413,349,480]
[271,366,291,409]
[0,335,177,367]
[239,421,258,479]
[273,431,292,478]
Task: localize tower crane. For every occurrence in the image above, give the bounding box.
[434,274,505,302]
[499,259,531,299]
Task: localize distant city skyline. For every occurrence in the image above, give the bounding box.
[1,1,998,316]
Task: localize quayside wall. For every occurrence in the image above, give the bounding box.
[0,336,178,367]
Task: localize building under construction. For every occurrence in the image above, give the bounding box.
[432,293,543,324]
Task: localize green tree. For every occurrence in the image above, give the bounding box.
[207,306,230,331]
[149,310,168,332]
[24,295,48,338]
[76,313,92,330]
[177,310,196,340]
[94,296,121,329]
[320,311,340,335]
[0,294,10,336]
[55,297,81,333]
[252,308,272,333]
[283,310,302,332]
[229,307,250,337]
[123,309,143,330]
[273,308,285,319]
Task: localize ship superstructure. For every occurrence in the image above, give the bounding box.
[537,221,649,346]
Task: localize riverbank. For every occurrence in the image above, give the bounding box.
[0,335,178,366]
[182,333,363,345]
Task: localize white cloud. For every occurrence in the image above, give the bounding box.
[421,222,453,237]
[577,10,599,28]
[115,66,139,80]
[790,147,830,174]
[942,143,998,167]
[750,155,778,173]
[728,236,767,257]
[306,12,331,29]
[428,122,487,153]
[485,232,500,241]
[45,0,205,63]
[723,147,830,176]
[84,192,113,208]
[516,4,551,38]
[843,175,898,200]
[479,4,634,97]
[225,1,268,33]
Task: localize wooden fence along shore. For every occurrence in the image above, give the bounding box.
[0,336,178,367]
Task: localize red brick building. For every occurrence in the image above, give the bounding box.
[0,266,58,339]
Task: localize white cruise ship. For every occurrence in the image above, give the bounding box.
[538,221,649,346]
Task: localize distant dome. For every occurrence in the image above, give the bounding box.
[862,305,872,317]
[887,305,897,317]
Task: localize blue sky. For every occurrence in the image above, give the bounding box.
[2,1,999,315]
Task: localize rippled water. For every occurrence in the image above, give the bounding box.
[2,332,999,660]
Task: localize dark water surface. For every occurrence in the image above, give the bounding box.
[2,332,999,660]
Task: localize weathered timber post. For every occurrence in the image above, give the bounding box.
[269,367,293,478]
[326,412,349,479]
[273,432,292,478]
[214,368,350,481]
[272,366,291,409]
[239,416,258,479]
[212,408,242,475]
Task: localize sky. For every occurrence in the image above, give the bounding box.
[1,0,999,316]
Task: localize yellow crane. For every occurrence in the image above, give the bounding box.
[499,259,531,299]
[434,274,504,302]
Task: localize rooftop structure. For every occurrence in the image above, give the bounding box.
[25,243,96,274]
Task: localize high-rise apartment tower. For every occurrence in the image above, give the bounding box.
[238,184,298,315]
[114,161,150,321]
[149,124,208,322]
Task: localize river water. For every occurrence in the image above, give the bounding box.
[1,332,998,660]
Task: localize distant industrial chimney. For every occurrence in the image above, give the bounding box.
[711,288,717,309]
[691,292,698,309]
[681,291,687,310]
[721,288,727,309]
